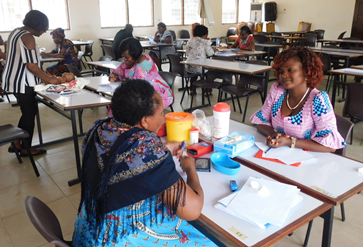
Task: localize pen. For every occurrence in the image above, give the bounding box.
[181,141,185,150]
[265,147,272,154]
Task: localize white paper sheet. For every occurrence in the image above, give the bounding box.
[146,35,156,44]
[97,82,120,93]
[263,146,317,164]
[226,177,301,226]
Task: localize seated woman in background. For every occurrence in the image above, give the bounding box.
[41,28,80,75]
[231,26,255,51]
[186,24,215,94]
[250,47,345,152]
[149,22,175,71]
[73,79,217,247]
[109,37,173,109]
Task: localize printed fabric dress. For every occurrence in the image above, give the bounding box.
[250,83,346,149]
[185,37,214,74]
[72,117,218,247]
[112,53,173,109]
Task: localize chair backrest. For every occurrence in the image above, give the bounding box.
[247,21,255,34]
[254,34,268,43]
[266,23,275,33]
[334,114,353,156]
[159,71,177,105]
[166,54,184,76]
[175,39,184,50]
[263,41,280,57]
[320,53,331,75]
[227,27,237,37]
[314,29,325,39]
[237,22,248,35]
[64,64,81,77]
[255,22,263,34]
[300,22,312,32]
[84,40,94,56]
[179,29,190,39]
[101,45,116,60]
[343,83,363,121]
[169,30,176,41]
[237,72,265,90]
[259,32,269,36]
[24,196,72,247]
[205,69,233,84]
[300,33,317,47]
[337,31,346,39]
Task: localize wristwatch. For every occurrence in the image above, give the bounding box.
[290,137,297,149]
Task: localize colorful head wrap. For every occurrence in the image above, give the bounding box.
[50,28,65,39]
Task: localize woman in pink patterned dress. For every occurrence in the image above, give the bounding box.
[250,47,345,152]
[109,38,173,109]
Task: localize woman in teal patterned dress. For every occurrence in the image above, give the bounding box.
[72,79,217,247]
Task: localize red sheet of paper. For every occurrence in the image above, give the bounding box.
[254,149,301,167]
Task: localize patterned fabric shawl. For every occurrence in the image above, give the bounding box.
[79,117,185,240]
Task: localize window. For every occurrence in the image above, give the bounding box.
[0,0,70,31]
[222,0,237,24]
[161,0,200,26]
[99,0,153,28]
[222,0,251,24]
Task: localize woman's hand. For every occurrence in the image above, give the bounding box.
[266,133,291,148]
[164,141,182,158]
[109,73,119,82]
[179,156,195,172]
[48,75,60,85]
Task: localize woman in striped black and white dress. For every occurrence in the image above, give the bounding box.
[1,10,60,156]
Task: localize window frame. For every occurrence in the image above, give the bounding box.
[99,0,155,29]
[161,0,201,27]
[0,0,71,32]
[221,0,238,25]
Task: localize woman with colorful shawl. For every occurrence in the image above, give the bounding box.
[231,26,255,51]
[72,79,218,246]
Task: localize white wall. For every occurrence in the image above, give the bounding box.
[255,0,356,39]
[0,0,357,61]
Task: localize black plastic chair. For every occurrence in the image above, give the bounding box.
[299,33,317,47]
[314,29,325,39]
[159,71,177,112]
[324,31,346,46]
[0,124,39,177]
[303,114,353,247]
[179,29,190,39]
[64,64,82,77]
[82,40,94,69]
[169,30,176,41]
[24,196,72,247]
[254,34,268,44]
[218,60,266,122]
[101,44,116,60]
[167,54,199,104]
[270,32,284,45]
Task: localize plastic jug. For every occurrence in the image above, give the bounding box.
[213,102,230,140]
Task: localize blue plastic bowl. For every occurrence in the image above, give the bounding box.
[211,152,241,175]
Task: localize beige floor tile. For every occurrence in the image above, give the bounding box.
[0,160,46,190]
[3,198,76,247]
[36,149,80,175]
[49,168,81,196]
[0,176,64,218]
[0,219,13,247]
[67,192,81,210]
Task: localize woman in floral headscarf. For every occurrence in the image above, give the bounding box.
[73,79,218,247]
[41,27,80,75]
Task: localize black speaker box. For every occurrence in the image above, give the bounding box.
[265,2,277,22]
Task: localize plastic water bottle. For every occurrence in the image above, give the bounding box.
[216,37,220,48]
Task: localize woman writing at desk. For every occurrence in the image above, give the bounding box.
[73,79,217,246]
[109,38,173,109]
[250,47,345,152]
[230,26,255,51]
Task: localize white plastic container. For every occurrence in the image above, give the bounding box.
[216,37,220,48]
[190,128,199,145]
[213,102,230,140]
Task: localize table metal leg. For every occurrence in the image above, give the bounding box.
[36,101,43,146]
[263,71,269,103]
[68,110,82,186]
[321,206,334,247]
[331,74,338,108]
[78,109,84,135]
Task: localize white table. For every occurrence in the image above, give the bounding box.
[351,65,363,70]
[86,60,122,76]
[35,89,111,186]
[218,119,363,247]
[84,76,118,97]
[40,57,63,67]
[187,160,330,247]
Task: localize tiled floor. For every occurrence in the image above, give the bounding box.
[0,64,362,247]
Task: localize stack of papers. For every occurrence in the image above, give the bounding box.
[97,82,120,93]
[215,177,302,229]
